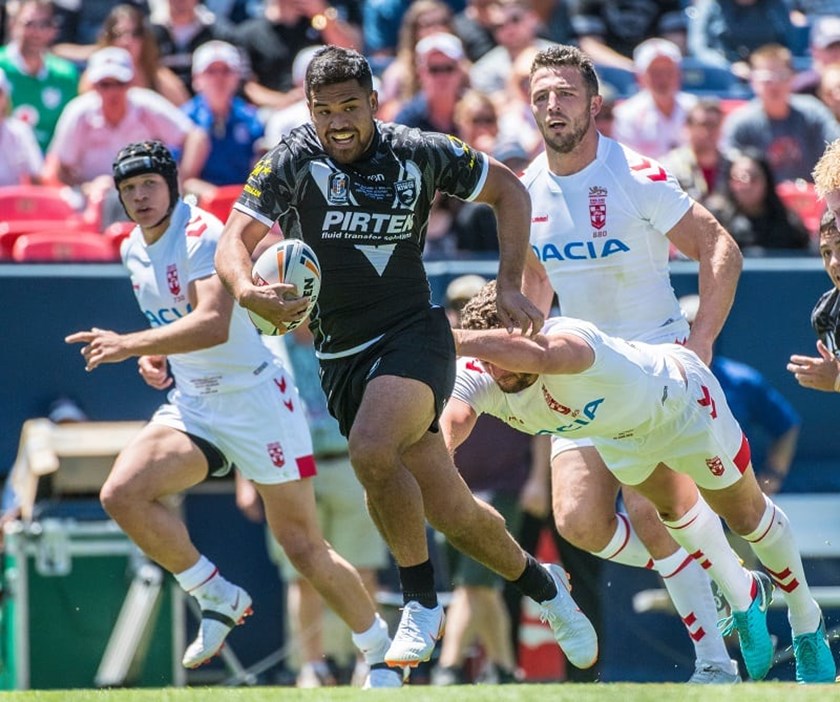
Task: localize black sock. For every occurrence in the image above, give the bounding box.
[510,555,557,603]
[399,559,438,609]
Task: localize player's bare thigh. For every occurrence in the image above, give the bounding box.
[551,445,623,551]
[102,423,208,504]
[348,374,436,481]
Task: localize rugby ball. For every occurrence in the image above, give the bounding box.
[248,239,321,335]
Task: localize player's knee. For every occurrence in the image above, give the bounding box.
[347,436,395,485]
[100,479,132,518]
[553,510,609,552]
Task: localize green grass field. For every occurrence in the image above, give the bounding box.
[0,683,835,702]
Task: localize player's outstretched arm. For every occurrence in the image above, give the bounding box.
[475,159,544,336]
[452,328,594,375]
[65,276,234,370]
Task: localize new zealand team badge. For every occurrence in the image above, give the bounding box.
[328,172,349,204]
[166,263,181,296]
[588,186,607,230]
[395,179,417,208]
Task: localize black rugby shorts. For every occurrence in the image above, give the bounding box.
[320,306,455,437]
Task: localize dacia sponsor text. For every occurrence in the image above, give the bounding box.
[532,238,630,261]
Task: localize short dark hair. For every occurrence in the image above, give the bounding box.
[530,44,600,98]
[305,45,373,99]
[819,209,838,240]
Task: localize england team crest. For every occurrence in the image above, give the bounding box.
[706,456,725,477]
[267,442,286,468]
[588,186,607,230]
[328,172,349,204]
[166,263,181,296]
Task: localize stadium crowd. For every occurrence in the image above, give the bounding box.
[0,0,839,260]
[2,0,840,690]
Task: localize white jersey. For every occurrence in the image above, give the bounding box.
[122,199,276,396]
[522,135,691,344]
[453,318,688,441]
[452,318,748,489]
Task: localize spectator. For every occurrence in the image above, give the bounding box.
[569,0,687,71]
[662,98,727,205]
[688,0,796,80]
[469,0,551,99]
[377,0,454,120]
[722,43,840,184]
[452,0,498,63]
[150,0,237,95]
[0,0,79,153]
[612,37,696,159]
[204,0,262,24]
[362,0,412,62]
[787,209,840,393]
[705,148,812,254]
[180,40,263,200]
[680,294,801,495]
[42,47,207,224]
[531,0,573,46]
[818,63,840,123]
[792,16,840,97]
[453,88,498,153]
[235,0,362,111]
[78,4,189,107]
[432,273,534,686]
[0,68,44,185]
[495,44,543,161]
[394,32,469,135]
[262,45,321,147]
[51,0,150,60]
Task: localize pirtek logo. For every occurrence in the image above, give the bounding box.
[321,210,414,234]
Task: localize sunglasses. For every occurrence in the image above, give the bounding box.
[23,19,54,30]
[427,64,458,75]
[96,80,129,90]
[491,12,525,32]
[111,28,144,39]
[469,115,497,125]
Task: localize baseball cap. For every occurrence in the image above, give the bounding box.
[446,274,488,307]
[416,32,465,62]
[633,38,682,73]
[811,16,840,50]
[192,40,242,77]
[87,46,134,84]
[0,68,11,95]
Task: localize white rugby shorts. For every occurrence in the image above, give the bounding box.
[151,365,316,485]
[596,345,749,490]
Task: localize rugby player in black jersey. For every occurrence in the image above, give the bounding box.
[216,45,598,673]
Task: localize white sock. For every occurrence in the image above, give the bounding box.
[661,496,754,612]
[351,613,391,664]
[593,512,654,569]
[174,555,218,593]
[742,495,821,635]
[655,548,730,664]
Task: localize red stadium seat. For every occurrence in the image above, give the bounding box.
[0,184,81,222]
[776,180,825,238]
[11,231,118,262]
[197,184,244,224]
[0,219,100,260]
[102,220,136,257]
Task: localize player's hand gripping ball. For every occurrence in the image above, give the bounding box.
[248,239,321,335]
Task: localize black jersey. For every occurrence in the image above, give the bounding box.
[236,121,488,356]
[811,287,840,357]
